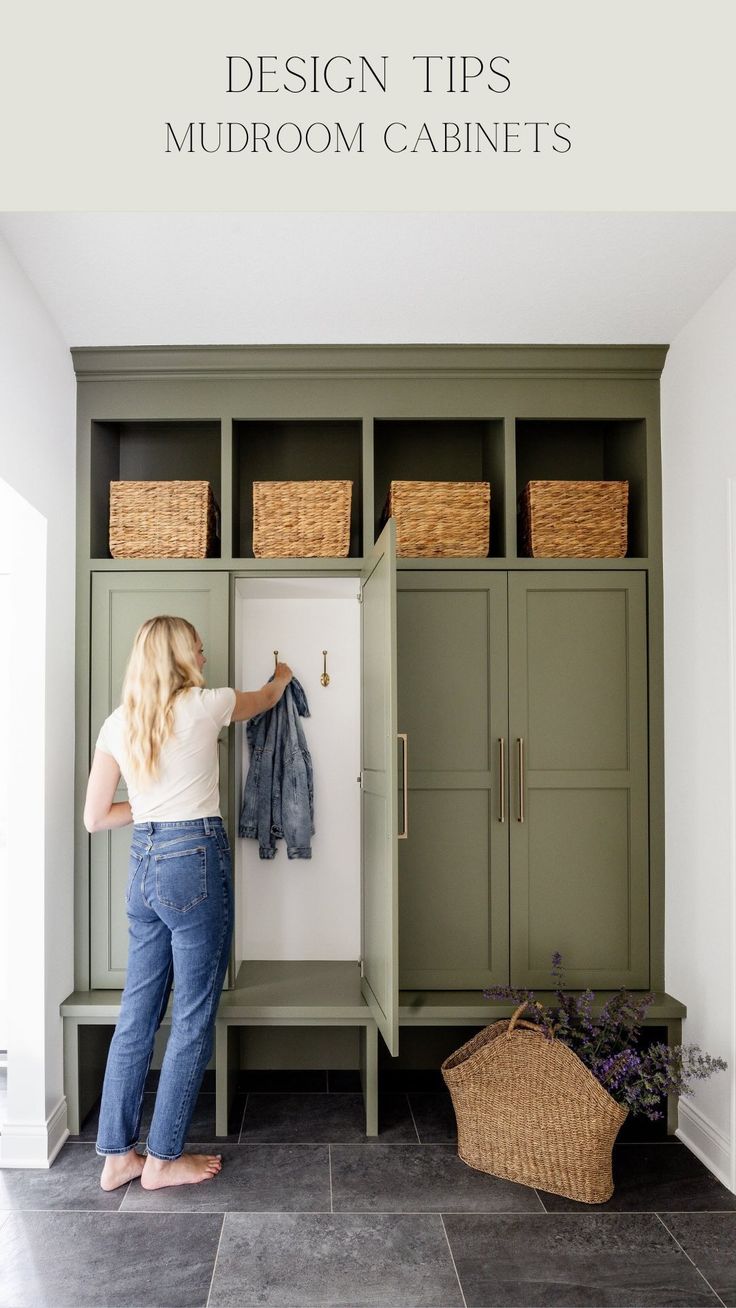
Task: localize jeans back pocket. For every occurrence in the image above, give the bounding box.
[154,844,208,913]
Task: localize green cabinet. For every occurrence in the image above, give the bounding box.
[89,572,230,987]
[508,573,649,989]
[397,573,510,989]
[360,520,400,1052]
[73,346,666,1019]
[397,570,649,991]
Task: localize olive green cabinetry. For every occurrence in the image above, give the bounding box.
[89,572,230,987]
[508,572,649,989]
[396,570,649,991]
[69,346,674,1075]
[396,573,510,989]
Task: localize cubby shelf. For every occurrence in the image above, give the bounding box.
[90,420,222,560]
[373,418,505,558]
[232,419,364,559]
[514,418,648,558]
[87,413,652,566]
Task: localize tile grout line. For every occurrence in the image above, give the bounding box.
[439,1213,468,1308]
[328,1143,333,1214]
[204,1212,227,1308]
[655,1213,729,1308]
[405,1093,421,1144]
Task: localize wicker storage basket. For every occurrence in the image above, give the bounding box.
[252,479,352,558]
[519,479,629,558]
[441,1003,628,1203]
[109,480,219,559]
[384,480,490,557]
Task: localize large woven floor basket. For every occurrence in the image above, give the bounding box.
[441,1004,628,1203]
[109,480,219,558]
[252,479,352,557]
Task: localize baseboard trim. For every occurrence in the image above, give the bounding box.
[0,1097,69,1168]
[677,1098,734,1194]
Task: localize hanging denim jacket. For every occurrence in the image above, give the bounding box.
[238,676,315,859]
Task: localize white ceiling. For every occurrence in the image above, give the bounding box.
[2,211,736,348]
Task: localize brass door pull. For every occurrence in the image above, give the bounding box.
[517,737,525,823]
[499,737,505,822]
[398,732,408,839]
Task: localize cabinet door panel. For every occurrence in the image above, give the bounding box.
[89,573,230,988]
[360,520,399,1053]
[397,574,509,989]
[527,787,633,972]
[399,789,499,986]
[399,588,492,771]
[525,588,630,771]
[509,573,649,989]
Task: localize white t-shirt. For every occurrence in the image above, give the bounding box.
[94,686,237,823]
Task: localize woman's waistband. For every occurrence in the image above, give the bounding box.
[132,816,225,834]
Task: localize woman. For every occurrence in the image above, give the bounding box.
[84,614,291,1191]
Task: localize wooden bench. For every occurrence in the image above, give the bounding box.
[61,981,686,1139]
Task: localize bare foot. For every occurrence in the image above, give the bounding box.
[140,1151,223,1190]
[100,1148,146,1191]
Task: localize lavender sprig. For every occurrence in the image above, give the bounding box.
[481,955,727,1119]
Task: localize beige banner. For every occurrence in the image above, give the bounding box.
[0,0,734,210]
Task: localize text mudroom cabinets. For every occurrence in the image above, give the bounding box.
[72,345,669,1070]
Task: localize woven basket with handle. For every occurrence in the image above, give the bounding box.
[441,1002,628,1203]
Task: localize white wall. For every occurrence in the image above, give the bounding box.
[234,578,361,962]
[661,265,736,1191]
[0,574,8,1050]
[0,235,76,1166]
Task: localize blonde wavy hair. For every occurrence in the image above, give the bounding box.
[122,615,204,786]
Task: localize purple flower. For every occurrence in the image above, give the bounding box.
[479,952,727,1119]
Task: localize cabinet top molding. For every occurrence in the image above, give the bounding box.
[70,343,669,383]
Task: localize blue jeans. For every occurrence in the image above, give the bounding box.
[95,817,233,1161]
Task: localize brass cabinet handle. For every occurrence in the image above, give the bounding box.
[498,737,505,822]
[517,737,525,823]
[398,732,408,839]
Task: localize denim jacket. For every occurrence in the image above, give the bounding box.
[238,676,315,859]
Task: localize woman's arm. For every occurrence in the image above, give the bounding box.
[230,663,293,723]
[84,749,133,832]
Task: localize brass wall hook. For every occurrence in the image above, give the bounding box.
[320,650,330,687]
[274,650,279,671]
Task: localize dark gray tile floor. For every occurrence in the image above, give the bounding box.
[1,1071,735,1307]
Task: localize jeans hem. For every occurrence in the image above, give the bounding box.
[95,1143,140,1156]
[287,846,312,859]
[144,1143,183,1161]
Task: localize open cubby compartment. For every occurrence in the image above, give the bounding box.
[514,418,648,558]
[373,418,505,557]
[89,419,222,558]
[232,419,363,558]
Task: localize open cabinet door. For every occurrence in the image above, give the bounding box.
[360,517,399,1055]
